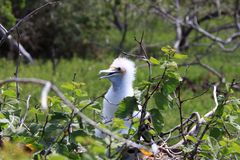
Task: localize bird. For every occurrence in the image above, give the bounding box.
[94,57,159,156]
[95,57,136,138]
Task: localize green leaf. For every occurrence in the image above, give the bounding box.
[61,83,75,90]
[0,112,6,119]
[115,96,138,118]
[71,81,85,87]
[209,127,223,139]
[200,144,211,151]
[153,92,168,110]
[149,57,160,65]
[75,89,88,98]
[228,142,240,154]
[112,118,127,130]
[70,130,87,141]
[161,46,170,53]
[163,77,179,94]
[149,109,164,132]
[186,135,198,143]
[161,46,175,54]
[161,61,178,70]
[2,89,16,97]
[215,104,224,117]
[173,53,188,59]
[137,80,151,90]
[48,153,68,160]
[219,140,227,147]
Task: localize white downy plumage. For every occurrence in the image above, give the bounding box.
[95,57,136,138]
[95,57,159,154]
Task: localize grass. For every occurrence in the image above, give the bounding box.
[0,51,239,132]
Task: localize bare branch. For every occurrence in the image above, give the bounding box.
[41,82,52,110]
[179,58,225,83]
[19,95,31,127]
[186,17,240,45]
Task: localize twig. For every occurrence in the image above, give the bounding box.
[121,51,145,59]
[160,112,200,137]
[14,28,21,100]
[80,92,105,112]
[176,84,186,142]
[181,88,209,103]
[168,84,219,149]
[19,95,31,128]
[41,82,52,110]
[41,115,49,139]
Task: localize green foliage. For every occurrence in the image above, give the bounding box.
[153,92,168,110]
[115,96,138,118]
[149,108,164,132]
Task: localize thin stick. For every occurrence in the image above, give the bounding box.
[14,28,21,100]
[19,95,31,127]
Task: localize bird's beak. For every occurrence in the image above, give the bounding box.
[99,68,120,79]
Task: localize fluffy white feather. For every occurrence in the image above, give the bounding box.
[95,57,136,137]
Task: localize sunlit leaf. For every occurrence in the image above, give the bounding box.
[186,135,198,143]
[2,90,16,97]
[149,57,160,65]
[75,89,88,98]
[72,81,85,87]
[161,61,178,70]
[228,142,240,154]
[0,112,6,119]
[219,140,227,147]
[61,83,75,90]
[161,45,175,54]
[48,153,68,160]
[112,118,127,130]
[173,53,188,59]
[200,144,211,151]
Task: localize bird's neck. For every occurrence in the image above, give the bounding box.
[111,77,133,92]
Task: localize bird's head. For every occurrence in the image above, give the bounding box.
[99,57,136,85]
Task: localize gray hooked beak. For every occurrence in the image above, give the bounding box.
[99,68,120,79]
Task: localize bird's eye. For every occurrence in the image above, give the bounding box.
[116,67,121,71]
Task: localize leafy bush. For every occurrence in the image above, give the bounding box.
[0,46,239,159]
